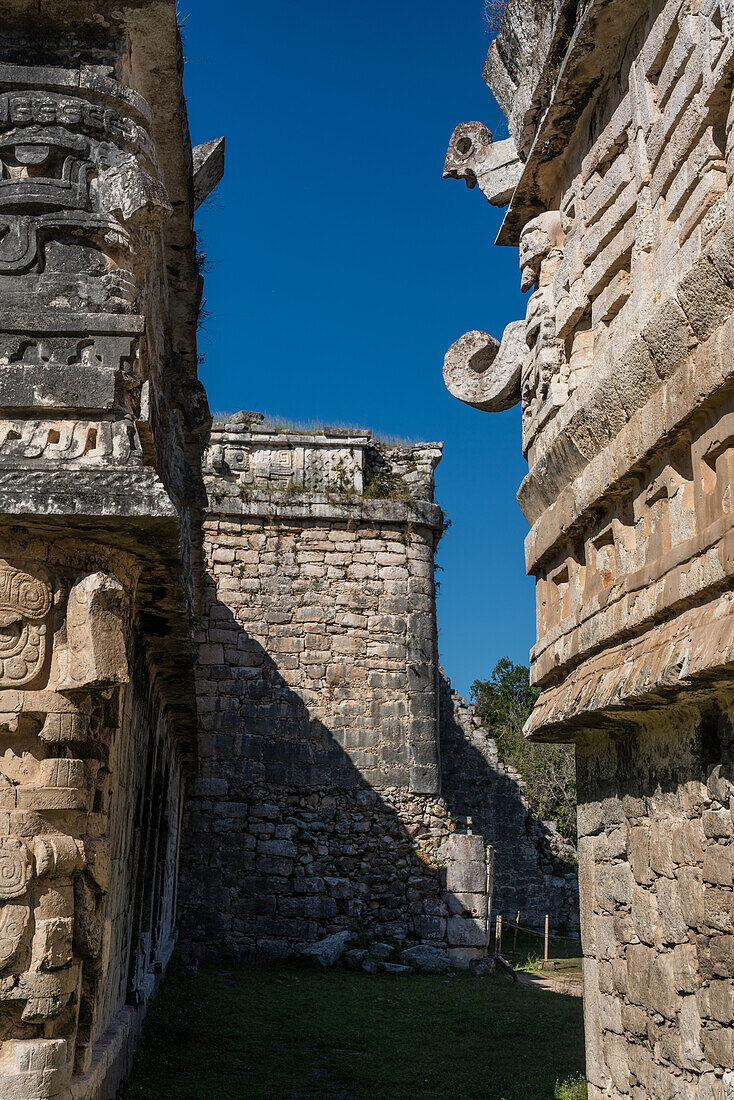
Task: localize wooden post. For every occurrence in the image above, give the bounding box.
[544,914,549,964]
[495,913,502,957]
[512,910,520,954]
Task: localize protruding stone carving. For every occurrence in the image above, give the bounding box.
[518,211,563,292]
[59,572,128,690]
[443,122,522,206]
[442,209,567,444]
[97,158,173,230]
[443,322,525,411]
[193,137,226,210]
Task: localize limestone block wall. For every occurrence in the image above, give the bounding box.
[179,423,493,965]
[439,674,579,934]
[577,711,734,1100]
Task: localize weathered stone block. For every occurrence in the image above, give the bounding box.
[447,915,488,947]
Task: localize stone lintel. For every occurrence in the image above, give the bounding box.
[524,590,734,742]
[1,312,145,336]
[0,365,117,413]
[0,467,177,518]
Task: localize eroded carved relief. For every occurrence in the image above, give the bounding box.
[518,212,567,454]
[0,80,169,291]
[0,63,170,479]
[0,562,51,686]
[0,557,129,1098]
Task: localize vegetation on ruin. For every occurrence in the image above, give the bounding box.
[363,450,413,502]
[471,657,577,843]
[121,963,586,1100]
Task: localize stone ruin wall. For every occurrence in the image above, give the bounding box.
[177,419,497,968]
[439,673,579,934]
[445,0,734,1095]
[0,3,224,1098]
[177,418,581,967]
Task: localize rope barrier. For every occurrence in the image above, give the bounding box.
[492,918,581,944]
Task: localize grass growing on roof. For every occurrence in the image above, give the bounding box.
[208,411,416,445]
[121,963,586,1100]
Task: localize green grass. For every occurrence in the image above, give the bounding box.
[496,929,582,969]
[121,963,587,1100]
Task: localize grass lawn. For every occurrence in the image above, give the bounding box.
[121,963,587,1100]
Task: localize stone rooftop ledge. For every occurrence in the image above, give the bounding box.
[212,418,373,442]
[215,427,374,445]
[204,416,443,504]
[202,489,445,532]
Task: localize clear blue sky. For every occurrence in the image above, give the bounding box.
[183,0,533,699]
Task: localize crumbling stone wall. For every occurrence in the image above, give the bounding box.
[179,420,493,967]
[439,674,579,934]
[444,0,734,1094]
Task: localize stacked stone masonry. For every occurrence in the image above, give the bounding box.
[177,420,580,970]
[445,0,734,1095]
[439,673,579,934]
[178,421,500,968]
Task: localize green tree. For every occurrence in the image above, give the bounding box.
[471,657,577,843]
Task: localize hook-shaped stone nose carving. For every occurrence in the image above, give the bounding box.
[443,322,525,412]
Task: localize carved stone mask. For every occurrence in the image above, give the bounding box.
[443,122,493,189]
[0,561,51,686]
[519,212,564,292]
[0,126,90,212]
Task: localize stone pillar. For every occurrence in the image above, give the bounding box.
[0,2,222,1096]
[438,832,492,969]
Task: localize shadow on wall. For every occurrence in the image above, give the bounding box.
[438,673,579,935]
[177,599,490,966]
